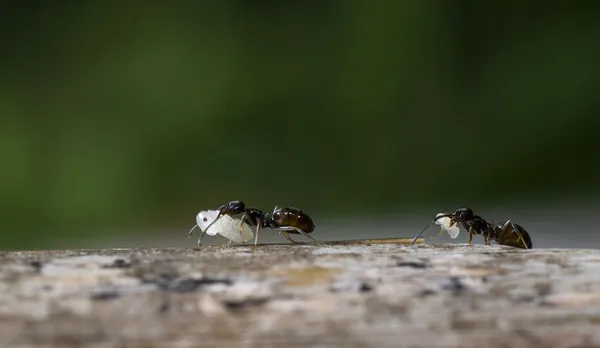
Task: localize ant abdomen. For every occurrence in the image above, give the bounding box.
[272,206,315,234]
[493,220,533,249]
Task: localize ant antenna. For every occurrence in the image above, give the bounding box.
[202,210,223,233]
[188,224,197,238]
[411,221,434,245]
[410,213,453,245]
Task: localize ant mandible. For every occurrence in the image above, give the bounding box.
[410,207,533,249]
[205,200,319,245]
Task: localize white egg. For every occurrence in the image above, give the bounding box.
[435,213,460,239]
[194,210,254,243]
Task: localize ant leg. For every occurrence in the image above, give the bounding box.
[277,226,319,244]
[485,235,492,245]
[289,227,319,243]
[254,224,261,246]
[505,220,529,249]
[281,231,298,244]
[238,211,247,236]
[468,227,474,245]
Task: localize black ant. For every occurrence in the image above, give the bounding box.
[206,200,319,245]
[410,207,533,249]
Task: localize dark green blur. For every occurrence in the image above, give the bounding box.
[2,2,599,249]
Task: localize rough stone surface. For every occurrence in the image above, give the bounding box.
[1,243,600,347]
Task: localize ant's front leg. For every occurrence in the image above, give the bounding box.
[468,227,474,245]
[238,210,247,236]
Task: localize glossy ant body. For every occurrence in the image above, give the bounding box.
[271,205,317,244]
[206,200,318,245]
[411,207,533,249]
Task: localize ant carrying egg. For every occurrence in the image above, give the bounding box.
[200,200,319,245]
[410,207,533,249]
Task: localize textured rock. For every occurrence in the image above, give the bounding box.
[1,243,600,347]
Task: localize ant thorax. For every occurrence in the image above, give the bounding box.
[245,208,276,229]
[459,215,494,237]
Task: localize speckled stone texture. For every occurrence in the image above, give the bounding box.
[1,244,600,347]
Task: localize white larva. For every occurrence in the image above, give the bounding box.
[434,213,460,239]
[189,210,254,246]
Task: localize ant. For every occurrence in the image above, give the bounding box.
[410,207,533,249]
[205,200,319,245]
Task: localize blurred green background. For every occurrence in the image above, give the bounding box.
[2,1,600,250]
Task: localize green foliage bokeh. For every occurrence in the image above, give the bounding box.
[1,2,599,249]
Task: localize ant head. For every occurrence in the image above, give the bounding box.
[226,200,244,209]
[219,200,246,216]
[411,207,473,245]
[452,207,474,222]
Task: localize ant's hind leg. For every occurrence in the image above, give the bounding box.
[506,220,529,249]
[281,232,299,244]
[278,227,319,244]
[291,227,319,244]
